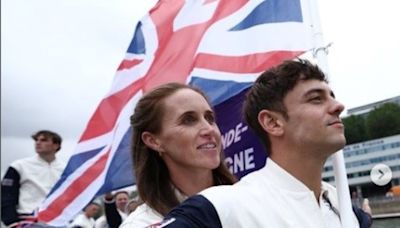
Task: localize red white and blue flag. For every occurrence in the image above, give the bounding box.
[38,0,315,225]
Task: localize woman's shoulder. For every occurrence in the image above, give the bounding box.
[120,203,163,227]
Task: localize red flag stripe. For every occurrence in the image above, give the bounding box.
[141,0,249,92]
[38,150,111,222]
[194,51,304,73]
[79,77,144,141]
[117,59,144,71]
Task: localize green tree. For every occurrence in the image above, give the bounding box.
[343,115,367,144]
[366,103,400,139]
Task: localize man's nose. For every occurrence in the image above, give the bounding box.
[330,98,345,115]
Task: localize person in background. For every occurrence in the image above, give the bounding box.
[351,191,361,207]
[120,83,236,227]
[158,59,372,227]
[126,198,141,214]
[1,130,64,228]
[69,202,100,228]
[351,191,372,227]
[103,196,142,228]
[95,191,129,228]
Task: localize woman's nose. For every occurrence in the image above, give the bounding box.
[199,119,217,136]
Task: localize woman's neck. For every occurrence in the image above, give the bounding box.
[169,167,214,197]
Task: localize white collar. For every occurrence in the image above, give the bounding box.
[261,158,327,197]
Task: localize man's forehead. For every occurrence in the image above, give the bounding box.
[294,80,331,94]
[284,80,333,103]
[36,134,51,140]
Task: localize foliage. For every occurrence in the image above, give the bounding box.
[342,102,400,144]
[365,103,400,139]
[343,115,367,144]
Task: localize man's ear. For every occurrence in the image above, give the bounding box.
[141,132,163,152]
[51,144,60,153]
[258,110,284,136]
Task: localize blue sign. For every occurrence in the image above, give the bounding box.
[214,88,267,179]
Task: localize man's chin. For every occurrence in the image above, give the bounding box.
[326,136,346,153]
[333,138,346,152]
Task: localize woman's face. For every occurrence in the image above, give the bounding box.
[153,88,222,172]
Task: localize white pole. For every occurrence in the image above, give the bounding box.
[308,0,354,227]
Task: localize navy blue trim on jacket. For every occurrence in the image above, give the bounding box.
[155,195,221,228]
[1,167,22,226]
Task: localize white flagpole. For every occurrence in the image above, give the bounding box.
[308,0,354,227]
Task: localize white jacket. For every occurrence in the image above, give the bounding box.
[160,158,361,228]
[120,203,163,228]
[10,155,65,214]
[121,188,187,227]
[201,158,360,228]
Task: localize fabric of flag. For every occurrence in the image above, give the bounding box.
[38,0,315,226]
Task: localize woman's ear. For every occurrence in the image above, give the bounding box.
[141,132,162,152]
[257,110,284,136]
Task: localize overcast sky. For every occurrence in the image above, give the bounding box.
[2,0,400,176]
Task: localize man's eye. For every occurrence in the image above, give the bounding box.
[309,96,322,103]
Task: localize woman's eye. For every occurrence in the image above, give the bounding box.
[182,115,196,125]
[205,113,216,124]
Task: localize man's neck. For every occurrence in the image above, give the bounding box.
[39,153,56,163]
[270,150,327,201]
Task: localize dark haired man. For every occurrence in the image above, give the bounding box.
[69,202,101,228]
[155,59,371,227]
[1,130,65,227]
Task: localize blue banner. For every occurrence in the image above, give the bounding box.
[215,88,267,179]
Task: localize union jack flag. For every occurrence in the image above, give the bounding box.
[38,0,315,225]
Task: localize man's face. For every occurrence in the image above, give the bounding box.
[85,204,100,218]
[34,134,59,155]
[115,192,129,211]
[282,79,346,156]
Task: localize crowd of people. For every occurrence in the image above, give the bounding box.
[0,130,141,228]
[69,191,141,228]
[1,59,373,228]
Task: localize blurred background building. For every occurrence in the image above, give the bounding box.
[322,95,400,218]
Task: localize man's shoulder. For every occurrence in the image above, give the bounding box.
[121,203,162,227]
[10,156,37,168]
[201,170,266,203]
[133,203,162,217]
[70,213,87,225]
[198,182,263,219]
[13,156,37,163]
[94,215,107,227]
[52,157,66,169]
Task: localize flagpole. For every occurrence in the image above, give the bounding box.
[308,0,354,227]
